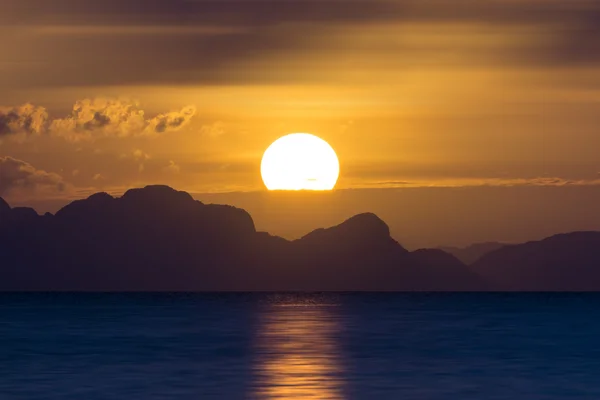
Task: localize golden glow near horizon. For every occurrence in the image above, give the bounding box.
[260,133,340,191]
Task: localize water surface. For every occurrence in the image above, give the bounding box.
[1,293,599,399]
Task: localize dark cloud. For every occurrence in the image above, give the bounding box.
[82,112,112,130]
[4,0,598,27]
[0,104,48,137]
[2,0,599,89]
[0,156,67,196]
[2,0,400,26]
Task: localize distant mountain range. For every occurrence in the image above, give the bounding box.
[439,242,507,265]
[1,185,599,291]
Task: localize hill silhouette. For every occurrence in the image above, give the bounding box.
[473,232,600,291]
[0,185,485,291]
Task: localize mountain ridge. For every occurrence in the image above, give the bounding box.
[1,185,599,291]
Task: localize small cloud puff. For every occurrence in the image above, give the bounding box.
[146,105,197,135]
[132,149,151,172]
[200,121,225,137]
[163,160,180,174]
[132,149,151,162]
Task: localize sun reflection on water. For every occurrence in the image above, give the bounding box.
[252,303,346,399]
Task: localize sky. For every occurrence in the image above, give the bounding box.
[1,0,600,247]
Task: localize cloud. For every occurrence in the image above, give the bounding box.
[4,0,600,91]
[49,98,196,142]
[145,105,196,134]
[0,156,67,196]
[50,98,144,142]
[92,173,105,181]
[132,149,150,161]
[200,121,225,137]
[0,104,49,140]
[27,25,247,36]
[363,177,600,189]
[163,160,180,174]
[131,149,150,172]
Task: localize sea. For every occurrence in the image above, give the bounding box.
[1,293,600,399]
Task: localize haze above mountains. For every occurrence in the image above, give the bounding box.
[1,185,599,291]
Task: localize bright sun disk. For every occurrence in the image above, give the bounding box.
[261,133,340,190]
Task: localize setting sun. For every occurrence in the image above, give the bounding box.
[260,133,340,191]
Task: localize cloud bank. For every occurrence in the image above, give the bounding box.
[3,0,599,90]
[363,177,600,189]
[0,98,196,144]
[50,98,196,142]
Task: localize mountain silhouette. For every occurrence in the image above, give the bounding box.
[4,185,600,291]
[473,232,600,290]
[0,185,483,291]
[439,242,506,265]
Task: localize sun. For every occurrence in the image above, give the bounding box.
[261,133,340,190]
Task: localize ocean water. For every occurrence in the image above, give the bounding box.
[1,293,600,399]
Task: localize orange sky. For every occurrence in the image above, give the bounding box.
[1,0,600,247]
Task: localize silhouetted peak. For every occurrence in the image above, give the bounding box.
[301,212,390,241]
[299,212,401,251]
[122,185,194,204]
[119,185,199,217]
[11,207,39,222]
[339,212,390,236]
[88,192,114,202]
[56,191,116,219]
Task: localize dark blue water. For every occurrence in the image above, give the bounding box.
[1,293,600,399]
